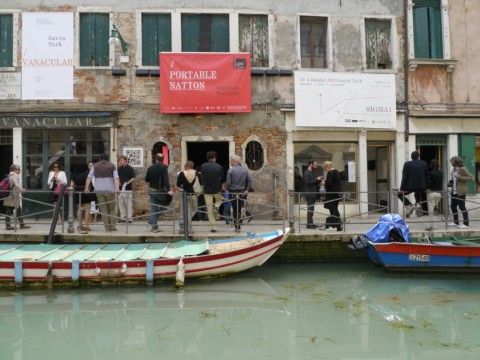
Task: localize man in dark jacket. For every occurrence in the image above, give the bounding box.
[399,151,430,217]
[145,153,172,233]
[200,151,223,233]
[303,159,321,229]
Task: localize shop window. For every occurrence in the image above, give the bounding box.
[239,14,269,67]
[23,129,109,189]
[79,13,109,66]
[181,14,229,52]
[365,18,392,70]
[413,0,443,59]
[294,143,357,200]
[300,16,327,68]
[0,14,13,67]
[142,13,172,66]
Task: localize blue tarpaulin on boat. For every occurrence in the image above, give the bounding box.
[364,213,410,243]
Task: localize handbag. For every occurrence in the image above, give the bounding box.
[193,176,203,196]
[156,187,173,206]
[53,184,67,197]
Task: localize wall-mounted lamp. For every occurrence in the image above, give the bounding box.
[109,24,128,55]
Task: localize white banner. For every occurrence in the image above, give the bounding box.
[22,13,73,100]
[295,71,396,129]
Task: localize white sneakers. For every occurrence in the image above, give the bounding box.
[457,224,469,229]
[447,222,457,227]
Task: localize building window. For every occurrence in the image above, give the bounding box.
[0,14,13,67]
[245,140,264,171]
[413,0,443,59]
[300,16,327,68]
[79,13,109,66]
[23,129,110,190]
[142,13,171,66]
[239,14,269,67]
[365,19,392,69]
[181,14,229,52]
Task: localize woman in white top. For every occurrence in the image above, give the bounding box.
[47,162,68,223]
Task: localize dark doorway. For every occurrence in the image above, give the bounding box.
[0,145,12,177]
[418,145,440,168]
[187,141,229,180]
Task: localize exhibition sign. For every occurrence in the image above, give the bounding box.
[160,53,251,113]
[295,71,396,129]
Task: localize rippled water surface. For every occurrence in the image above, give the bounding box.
[1,262,480,359]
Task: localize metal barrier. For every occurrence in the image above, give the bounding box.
[2,187,480,235]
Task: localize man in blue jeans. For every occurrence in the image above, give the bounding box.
[145,153,172,233]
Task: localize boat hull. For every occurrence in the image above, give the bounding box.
[0,229,289,287]
[367,241,480,272]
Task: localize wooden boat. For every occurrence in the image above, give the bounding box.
[361,236,480,272]
[348,213,480,272]
[0,228,289,288]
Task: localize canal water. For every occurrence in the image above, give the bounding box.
[1,262,479,360]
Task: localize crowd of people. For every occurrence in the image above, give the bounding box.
[302,152,474,232]
[2,150,475,233]
[2,150,254,234]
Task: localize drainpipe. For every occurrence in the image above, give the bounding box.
[404,0,410,142]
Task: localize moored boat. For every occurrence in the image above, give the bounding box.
[0,228,289,288]
[349,214,480,272]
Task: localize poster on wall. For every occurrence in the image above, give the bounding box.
[22,12,74,100]
[160,53,251,113]
[294,71,396,129]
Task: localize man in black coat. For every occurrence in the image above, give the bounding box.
[200,151,223,233]
[398,151,430,217]
[303,159,321,228]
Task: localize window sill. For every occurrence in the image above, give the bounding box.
[408,58,457,72]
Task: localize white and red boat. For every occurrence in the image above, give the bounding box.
[0,229,289,288]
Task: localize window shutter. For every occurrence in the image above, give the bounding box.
[182,15,200,52]
[95,14,109,66]
[80,13,109,66]
[210,15,229,52]
[413,7,430,58]
[0,14,13,67]
[429,6,443,58]
[413,0,440,8]
[142,14,171,66]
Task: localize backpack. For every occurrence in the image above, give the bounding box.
[0,175,11,199]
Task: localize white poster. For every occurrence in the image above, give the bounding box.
[22,13,73,100]
[294,71,396,129]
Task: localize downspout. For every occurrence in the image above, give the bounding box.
[404,0,410,142]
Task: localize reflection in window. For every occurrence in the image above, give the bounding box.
[23,129,110,189]
[293,143,357,199]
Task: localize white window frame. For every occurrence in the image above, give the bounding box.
[296,13,333,70]
[75,7,114,69]
[361,16,399,73]
[234,10,274,69]
[407,0,451,60]
[136,9,174,69]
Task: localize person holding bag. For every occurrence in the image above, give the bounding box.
[176,160,198,234]
[448,156,473,229]
[47,162,67,223]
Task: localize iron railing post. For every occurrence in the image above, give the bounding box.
[68,187,75,234]
[288,189,295,233]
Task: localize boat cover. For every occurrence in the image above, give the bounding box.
[364,213,410,243]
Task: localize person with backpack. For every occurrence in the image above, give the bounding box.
[3,164,30,230]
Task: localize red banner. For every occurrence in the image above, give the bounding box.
[160,53,251,113]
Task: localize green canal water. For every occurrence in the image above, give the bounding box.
[1,262,479,360]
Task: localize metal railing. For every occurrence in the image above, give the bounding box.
[2,187,480,236]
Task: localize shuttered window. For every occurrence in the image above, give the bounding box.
[181,14,229,52]
[413,0,443,59]
[0,14,13,67]
[239,15,268,68]
[142,13,171,66]
[365,19,392,69]
[300,16,327,68]
[79,13,109,66]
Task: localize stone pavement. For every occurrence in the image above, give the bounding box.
[0,212,478,243]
